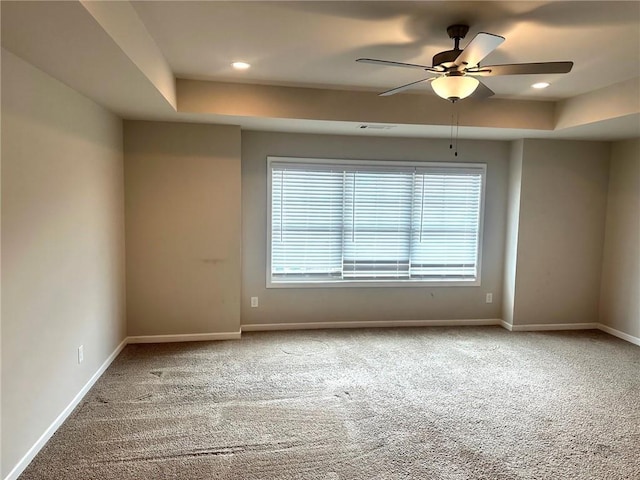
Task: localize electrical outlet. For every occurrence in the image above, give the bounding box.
[78,345,84,364]
[251,297,259,308]
[485,293,493,304]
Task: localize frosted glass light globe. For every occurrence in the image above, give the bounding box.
[432,76,480,102]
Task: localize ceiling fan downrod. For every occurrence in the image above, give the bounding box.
[447,24,469,48]
[433,24,470,68]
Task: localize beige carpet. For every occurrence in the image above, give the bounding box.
[19,327,640,479]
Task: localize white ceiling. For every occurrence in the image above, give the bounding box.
[132,1,640,100]
[2,1,639,140]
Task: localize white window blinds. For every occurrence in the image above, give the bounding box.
[271,167,344,280]
[269,158,485,285]
[343,171,413,279]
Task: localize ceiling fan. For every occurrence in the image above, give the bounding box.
[356,24,573,102]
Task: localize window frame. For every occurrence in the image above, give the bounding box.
[266,156,486,288]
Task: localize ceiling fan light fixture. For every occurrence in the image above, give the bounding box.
[432,75,479,102]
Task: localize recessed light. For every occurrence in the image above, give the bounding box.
[232,62,251,70]
[532,82,550,89]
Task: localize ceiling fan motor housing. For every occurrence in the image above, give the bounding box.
[433,49,462,69]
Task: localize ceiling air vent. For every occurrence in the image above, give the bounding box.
[358,124,396,130]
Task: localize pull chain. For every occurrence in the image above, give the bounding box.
[455,111,459,157]
[449,105,461,157]
[449,113,454,151]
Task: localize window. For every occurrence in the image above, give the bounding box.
[268,157,485,287]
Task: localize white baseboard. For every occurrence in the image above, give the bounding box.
[507,322,600,332]
[127,331,241,344]
[500,320,513,331]
[499,321,639,346]
[3,338,127,480]
[596,323,640,346]
[242,318,502,332]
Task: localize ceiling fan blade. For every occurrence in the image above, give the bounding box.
[356,58,442,73]
[379,77,434,96]
[469,80,495,100]
[454,32,505,69]
[467,61,574,76]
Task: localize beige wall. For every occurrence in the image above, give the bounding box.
[241,131,509,326]
[555,77,640,130]
[178,79,555,132]
[511,139,610,326]
[599,138,640,338]
[1,50,126,477]
[124,121,242,336]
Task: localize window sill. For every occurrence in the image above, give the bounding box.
[266,279,481,289]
